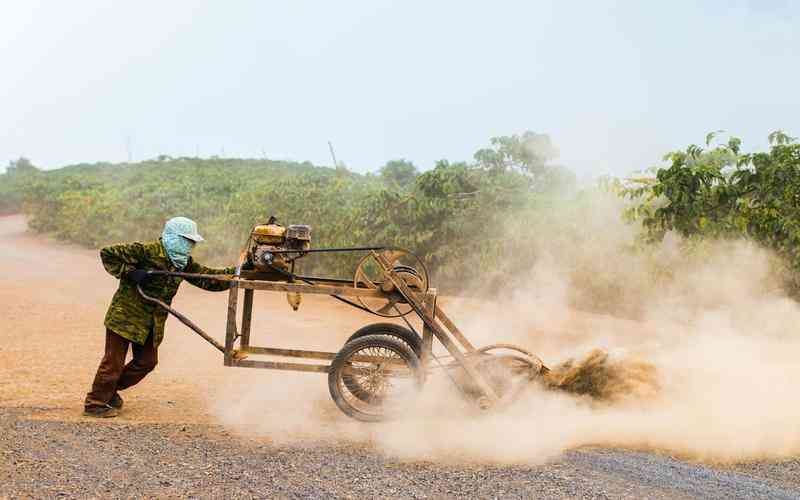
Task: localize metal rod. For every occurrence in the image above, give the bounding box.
[328,140,339,168]
[147,270,234,281]
[243,346,337,360]
[267,246,385,254]
[224,260,244,366]
[237,270,353,285]
[137,285,225,353]
[374,252,500,404]
[235,280,391,298]
[233,359,330,373]
[242,346,406,365]
[295,275,354,284]
[144,268,397,299]
[419,291,436,369]
[329,294,377,314]
[433,304,476,353]
[144,271,395,299]
[240,288,254,349]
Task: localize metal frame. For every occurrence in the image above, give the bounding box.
[140,249,507,407]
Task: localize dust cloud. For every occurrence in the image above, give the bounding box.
[208,191,800,464]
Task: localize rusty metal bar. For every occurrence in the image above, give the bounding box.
[240,288,254,349]
[137,285,225,353]
[232,359,330,373]
[224,260,244,366]
[147,270,235,280]
[233,358,406,376]
[235,280,388,297]
[243,346,337,360]
[267,246,384,254]
[294,275,354,285]
[224,287,239,365]
[433,304,476,353]
[420,291,435,370]
[241,270,384,288]
[421,311,499,403]
[374,252,500,404]
[242,346,406,365]
[147,270,390,298]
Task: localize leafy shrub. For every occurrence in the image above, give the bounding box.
[16,133,576,292]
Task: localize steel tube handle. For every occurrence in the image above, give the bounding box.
[136,284,225,353]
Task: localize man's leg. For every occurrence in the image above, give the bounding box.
[116,331,158,391]
[84,329,129,410]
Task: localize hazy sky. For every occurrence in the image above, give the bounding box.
[2,1,798,177]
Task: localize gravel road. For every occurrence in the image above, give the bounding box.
[2,214,800,499]
[3,407,800,499]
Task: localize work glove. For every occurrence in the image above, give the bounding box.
[127,269,151,286]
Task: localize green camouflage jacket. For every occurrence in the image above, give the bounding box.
[101,240,234,347]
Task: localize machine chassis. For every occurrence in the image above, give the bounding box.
[138,247,546,421]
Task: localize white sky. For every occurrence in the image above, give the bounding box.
[1,1,798,177]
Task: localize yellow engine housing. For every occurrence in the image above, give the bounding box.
[251,223,286,245]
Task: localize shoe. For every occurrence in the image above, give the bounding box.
[83,404,119,418]
[109,393,124,410]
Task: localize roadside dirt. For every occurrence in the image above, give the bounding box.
[2,214,799,499]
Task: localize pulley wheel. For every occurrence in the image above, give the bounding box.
[353,248,429,317]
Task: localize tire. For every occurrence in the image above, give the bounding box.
[345,323,422,357]
[328,334,424,422]
[343,323,423,403]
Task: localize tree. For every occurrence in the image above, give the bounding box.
[378,159,418,189]
[623,131,800,269]
[5,157,39,176]
[0,158,40,214]
[473,131,559,178]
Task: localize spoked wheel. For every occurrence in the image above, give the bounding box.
[329,334,424,422]
[475,344,546,375]
[342,323,423,403]
[345,323,422,356]
[457,346,546,410]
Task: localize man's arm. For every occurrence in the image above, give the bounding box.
[183,259,235,292]
[100,242,147,280]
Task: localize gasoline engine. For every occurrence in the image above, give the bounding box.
[245,217,311,311]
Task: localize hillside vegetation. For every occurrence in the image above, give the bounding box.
[3,131,799,307]
[1,133,577,290]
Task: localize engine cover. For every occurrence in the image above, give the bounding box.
[247,221,311,272]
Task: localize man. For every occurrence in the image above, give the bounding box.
[84,217,234,417]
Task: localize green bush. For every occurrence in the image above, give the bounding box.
[621,131,800,294]
[17,133,578,291]
[0,158,41,215]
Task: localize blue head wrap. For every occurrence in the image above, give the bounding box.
[162,217,203,269]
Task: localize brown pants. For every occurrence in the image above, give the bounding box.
[84,328,158,409]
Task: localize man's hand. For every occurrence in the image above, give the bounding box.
[127,269,151,286]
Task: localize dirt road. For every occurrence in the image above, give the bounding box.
[1,214,799,499]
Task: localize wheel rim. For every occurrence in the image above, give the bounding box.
[342,324,423,403]
[335,343,420,419]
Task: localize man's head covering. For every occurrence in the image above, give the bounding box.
[162,217,202,269]
[164,216,204,242]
